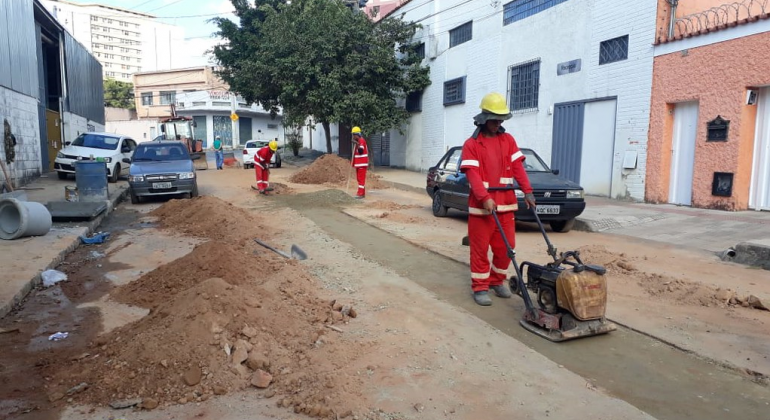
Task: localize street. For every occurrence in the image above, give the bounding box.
[1,160,769,420]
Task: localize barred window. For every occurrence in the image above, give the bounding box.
[443,77,466,106]
[449,22,472,48]
[414,43,425,60]
[160,91,176,105]
[406,91,423,112]
[503,0,569,25]
[141,92,153,106]
[509,59,540,112]
[599,35,629,65]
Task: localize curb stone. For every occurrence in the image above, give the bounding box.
[0,186,129,319]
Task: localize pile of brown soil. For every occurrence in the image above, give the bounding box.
[366,200,421,211]
[150,196,274,246]
[288,154,385,189]
[375,212,421,224]
[46,197,371,418]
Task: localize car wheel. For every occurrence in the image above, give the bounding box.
[109,164,120,183]
[276,156,282,168]
[57,171,68,180]
[190,181,199,198]
[550,219,575,233]
[432,190,448,217]
[130,188,140,204]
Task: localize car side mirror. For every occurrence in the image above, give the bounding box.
[552,169,560,175]
[122,158,131,164]
[65,141,71,146]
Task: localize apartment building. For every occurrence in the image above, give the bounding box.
[41,0,183,83]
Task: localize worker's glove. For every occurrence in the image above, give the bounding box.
[483,198,497,213]
[524,193,536,210]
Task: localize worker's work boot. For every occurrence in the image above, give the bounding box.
[265,187,275,192]
[490,284,512,298]
[473,291,492,306]
[354,195,365,200]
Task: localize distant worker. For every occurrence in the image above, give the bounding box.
[351,126,369,199]
[253,139,278,195]
[460,92,536,306]
[213,135,224,170]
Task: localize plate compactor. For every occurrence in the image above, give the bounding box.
[482,192,616,341]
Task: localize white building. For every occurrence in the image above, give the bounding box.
[384,0,657,200]
[41,0,184,83]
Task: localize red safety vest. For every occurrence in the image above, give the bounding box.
[254,146,274,169]
[459,132,530,215]
[352,137,369,168]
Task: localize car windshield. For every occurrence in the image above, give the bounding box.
[245,142,257,149]
[521,149,550,172]
[71,134,120,150]
[133,144,190,161]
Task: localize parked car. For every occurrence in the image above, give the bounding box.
[125,141,200,204]
[426,146,585,232]
[55,132,137,183]
[242,140,282,169]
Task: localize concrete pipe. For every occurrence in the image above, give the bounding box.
[0,198,53,240]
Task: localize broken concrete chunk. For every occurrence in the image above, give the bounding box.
[232,339,249,365]
[748,295,768,311]
[251,369,273,388]
[183,367,202,386]
[109,398,142,409]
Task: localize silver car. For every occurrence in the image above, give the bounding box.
[124,141,200,204]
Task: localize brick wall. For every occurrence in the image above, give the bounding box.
[0,87,41,189]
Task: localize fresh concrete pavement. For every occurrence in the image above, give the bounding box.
[0,175,128,318]
[372,167,770,262]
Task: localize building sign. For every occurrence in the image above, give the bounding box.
[208,90,232,101]
[557,59,581,76]
[707,115,730,142]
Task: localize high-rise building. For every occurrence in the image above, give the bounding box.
[41,0,184,83]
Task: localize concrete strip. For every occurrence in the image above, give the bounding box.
[382,179,426,195]
[731,240,770,270]
[0,186,129,319]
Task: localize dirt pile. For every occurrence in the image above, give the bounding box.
[150,196,274,246]
[367,200,421,211]
[289,154,385,189]
[577,245,764,309]
[46,196,372,417]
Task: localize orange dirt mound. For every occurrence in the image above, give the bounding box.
[150,195,274,246]
[288,154,385,189]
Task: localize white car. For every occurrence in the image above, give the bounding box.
[55,132,137,183]
[242,140,282,169]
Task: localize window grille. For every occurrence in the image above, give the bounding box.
[406,91,422,112]
[599,35,629,65]
[503,0,569,25]
[509,59,540,112]
[449,22,472,48]
[160,91,176,105]
[141,92,153,106]
[443,77,466,106]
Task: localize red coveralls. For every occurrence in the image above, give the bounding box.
[459,132,533,292]
[352,136,369,197]
[253,146,274,193]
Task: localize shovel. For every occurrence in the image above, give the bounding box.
[254,239,307,260]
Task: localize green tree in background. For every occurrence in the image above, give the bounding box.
[103,79,135,110]
[212,0,430,153]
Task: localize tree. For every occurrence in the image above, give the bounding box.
[212,0,430,153]
[103,79,135,110]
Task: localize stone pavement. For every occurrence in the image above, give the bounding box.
[0,174,127,318]
[373,167,770,260]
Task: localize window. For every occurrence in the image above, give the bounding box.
[599,35,629,65]
[449,22,472,47]
[406,91,422,112]
[503,0,569,25]
[103,27,109,32]
[93,43,100,48]
[443,77,466,106]
[268,124,279,129]
[414,43,425,60]
[160,91,176,105]
[91,16,98,21]
[509,59,540,112]
[443,148,462,172]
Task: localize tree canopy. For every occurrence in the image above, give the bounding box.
[103,79,135,110]
[212,0,430,153]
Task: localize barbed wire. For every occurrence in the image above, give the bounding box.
[672,0,770,39]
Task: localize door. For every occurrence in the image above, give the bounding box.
[121,139,136,174]
[551,102,585,184]
[441,148,465,207]
[193,116,207,148]
[45,109,62,171]
[669,102,699,206]
[750,88,770,210]
[580,100,617,196]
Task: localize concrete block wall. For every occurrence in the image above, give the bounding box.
[63,112,105,144]
[0,87,42,188]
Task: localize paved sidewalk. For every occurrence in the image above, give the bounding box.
[374,167,770,258]
[0,174,128,318]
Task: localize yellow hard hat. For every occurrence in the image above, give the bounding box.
[268,140,278,151]
[480,92,510,116]
[351,126,362,134]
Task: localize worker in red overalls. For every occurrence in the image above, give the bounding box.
[253,140,278,195]
[351,126,369,199]
[460,92,536,306]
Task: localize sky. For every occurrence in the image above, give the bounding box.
[86,0,240,68]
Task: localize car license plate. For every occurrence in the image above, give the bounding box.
[537,205,560,215]
[153,182,172,189]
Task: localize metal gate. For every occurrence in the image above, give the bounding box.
[369,131,391,166]
[551,102,585,184]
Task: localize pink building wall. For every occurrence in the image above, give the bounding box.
[646,31,770,210]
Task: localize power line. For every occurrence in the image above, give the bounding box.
[128,0,156,11]
[144,0,188,13]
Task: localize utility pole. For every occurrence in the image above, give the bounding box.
[230,93,240,150]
